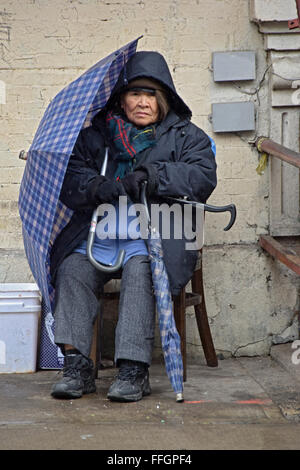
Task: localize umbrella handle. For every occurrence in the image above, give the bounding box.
[203,202,236,231]
[165,197,236,232]
[87,209,125,273]
[100,146,109,176]
[86,147,125,273]
[140,182,150,223]
[141,184,237,231]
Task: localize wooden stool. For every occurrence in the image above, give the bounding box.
[91,249,218,380]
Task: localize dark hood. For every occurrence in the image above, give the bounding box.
[105,51,192,119]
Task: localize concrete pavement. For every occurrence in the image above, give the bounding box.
[0,343,300,451]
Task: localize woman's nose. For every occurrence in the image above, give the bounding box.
[137,94,149,106]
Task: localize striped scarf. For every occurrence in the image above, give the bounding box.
[106,111,156,180]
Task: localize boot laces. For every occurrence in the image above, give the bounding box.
[63,355,83,379]
[118,361,146,383]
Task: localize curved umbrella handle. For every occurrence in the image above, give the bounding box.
[203,203,236,231]
[142,184,237,231]
[86,208,125,273]
[86,147,125,273]
[165,196,236,232]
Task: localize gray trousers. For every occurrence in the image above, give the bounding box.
[53,253,156,366]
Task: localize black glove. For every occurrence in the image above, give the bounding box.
[121,170,148,202]
[88,175,126,204]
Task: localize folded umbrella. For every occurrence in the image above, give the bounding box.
[140,184,237,402]
[141,183,184,402]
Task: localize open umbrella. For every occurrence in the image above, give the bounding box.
[18,38,142,369]
[18,37,141,314]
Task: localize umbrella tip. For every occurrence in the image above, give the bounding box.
[176,393,184,403]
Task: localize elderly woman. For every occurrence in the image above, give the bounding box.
[50,51,217,401]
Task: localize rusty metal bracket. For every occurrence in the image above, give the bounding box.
[19,150,28,160]
[255,136,300,169]
[288,0,300,29]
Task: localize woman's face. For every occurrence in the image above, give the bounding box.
[121,90,159,127]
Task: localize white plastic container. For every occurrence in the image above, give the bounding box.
[0,283,41,373]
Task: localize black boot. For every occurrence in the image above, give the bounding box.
[107,359,151,402]
[51,351,96,399]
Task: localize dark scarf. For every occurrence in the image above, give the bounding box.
[106,111,156,179]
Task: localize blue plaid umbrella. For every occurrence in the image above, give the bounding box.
[141,184,184,402]
[18,37,141,314]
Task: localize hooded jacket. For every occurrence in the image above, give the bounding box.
[50,51,217,294]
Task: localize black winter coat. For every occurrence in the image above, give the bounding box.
[50,51,217,295]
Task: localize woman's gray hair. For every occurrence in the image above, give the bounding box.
[155,89,170,121]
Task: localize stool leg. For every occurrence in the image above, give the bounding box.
[192,267,218,367]
[90,308,101,379]
[174,288,187,382]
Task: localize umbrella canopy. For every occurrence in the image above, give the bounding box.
[18,37,141,313]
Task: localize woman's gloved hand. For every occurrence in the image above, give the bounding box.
[121,170,148,202]
[88,175,126,204]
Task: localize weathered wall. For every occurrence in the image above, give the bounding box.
[0,0,299,361]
